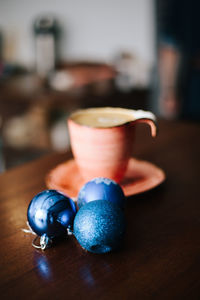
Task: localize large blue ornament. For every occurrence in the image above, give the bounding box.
[73,200,126,253]
[27,190,77,239]
[77,177,125,209]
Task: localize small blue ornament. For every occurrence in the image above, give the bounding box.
[73,200,126,253]
[27,190,77,241]
[77,177,125,209]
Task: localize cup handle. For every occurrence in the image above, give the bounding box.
[131,110,157,137]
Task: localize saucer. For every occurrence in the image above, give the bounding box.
[46,158,165,198]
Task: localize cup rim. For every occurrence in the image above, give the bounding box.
[68,107,155,129]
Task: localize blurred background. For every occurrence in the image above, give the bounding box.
[0,0,199,171]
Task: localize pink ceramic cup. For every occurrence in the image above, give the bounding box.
[67,107,157,183]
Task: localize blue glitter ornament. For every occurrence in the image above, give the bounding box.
[27,190,77,242]
[73,200,126,253]
[77,177,125,209]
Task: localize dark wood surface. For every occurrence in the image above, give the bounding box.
[0,119,200,299]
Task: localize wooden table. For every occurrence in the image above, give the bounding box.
[0,119,200,299]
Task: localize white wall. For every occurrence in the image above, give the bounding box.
[0,0,155,68]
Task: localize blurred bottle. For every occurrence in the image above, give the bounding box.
[33,15,60,78]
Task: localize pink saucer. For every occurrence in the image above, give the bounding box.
[46,158,165,198]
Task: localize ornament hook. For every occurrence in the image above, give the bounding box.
[32,234,52,250]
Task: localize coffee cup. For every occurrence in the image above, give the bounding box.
[67,107,157,183]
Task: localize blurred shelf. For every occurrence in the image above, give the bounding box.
[0,71,150,170]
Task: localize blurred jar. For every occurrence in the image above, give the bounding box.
[114,51,150,91]
[34,15,60,78]
[0,29,3,76]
